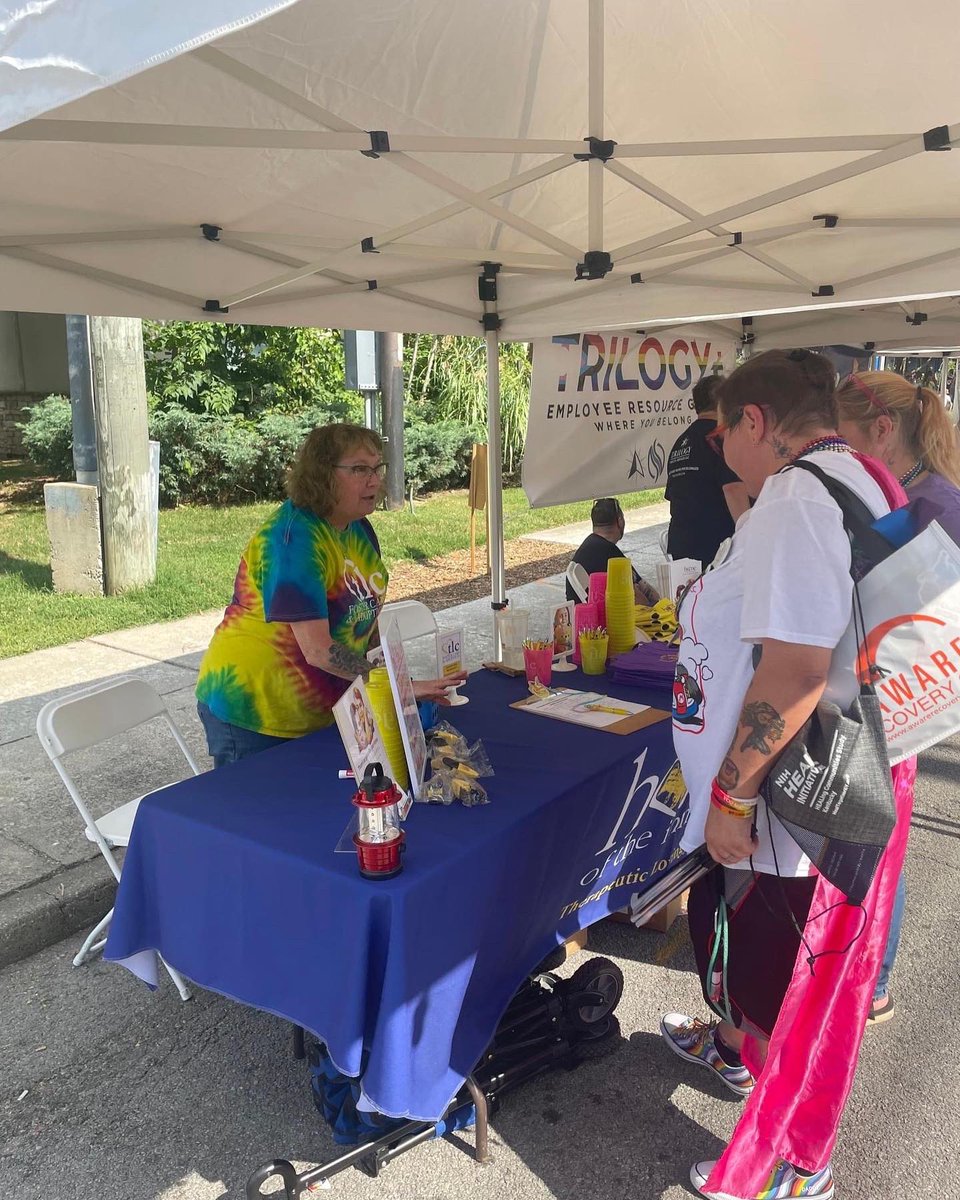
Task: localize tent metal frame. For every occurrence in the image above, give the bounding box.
[3,0,959,643]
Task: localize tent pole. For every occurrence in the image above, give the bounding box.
[485,328,506,659]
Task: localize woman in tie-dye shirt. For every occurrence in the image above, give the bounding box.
[196,423,461,767]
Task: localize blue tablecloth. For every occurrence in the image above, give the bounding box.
[105,669,686,1121]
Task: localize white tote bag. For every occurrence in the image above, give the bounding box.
[831,520,960,764]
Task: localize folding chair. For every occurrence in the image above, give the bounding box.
[376,600,441,667]
[565,561,589,603]
[35,675,201,1000]
[378,599,439,644]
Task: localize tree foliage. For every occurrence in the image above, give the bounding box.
[142,321,359,417]
[404,335,531,474]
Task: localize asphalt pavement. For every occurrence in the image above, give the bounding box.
[2,501,958,1199]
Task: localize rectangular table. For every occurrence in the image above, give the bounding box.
[105,668,687,1122]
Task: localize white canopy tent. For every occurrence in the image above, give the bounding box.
[622,296,960,355]
[3,0,960,628]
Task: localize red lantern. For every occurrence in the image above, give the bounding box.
[351,762,405,879]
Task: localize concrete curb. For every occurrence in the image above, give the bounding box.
[0,857,114,970]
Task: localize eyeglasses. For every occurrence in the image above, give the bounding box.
[706,408,744,456]
[335,462,388,479]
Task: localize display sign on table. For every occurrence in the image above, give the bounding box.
[332,677,411,839]
[381,619,429,797]
[437,625,469,705]
[522,330,735,507]
[551,601,577,671]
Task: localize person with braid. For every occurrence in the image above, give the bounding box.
[836,370,960,1022]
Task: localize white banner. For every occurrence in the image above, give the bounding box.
[522,331,735,507]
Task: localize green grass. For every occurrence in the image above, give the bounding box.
[0,474,663,658]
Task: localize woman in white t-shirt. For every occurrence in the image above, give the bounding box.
[662,349,898,1200]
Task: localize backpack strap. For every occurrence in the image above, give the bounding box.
[784,459,894,581]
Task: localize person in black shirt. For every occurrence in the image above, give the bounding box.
[565,498,659,604]
[665,375,750,568]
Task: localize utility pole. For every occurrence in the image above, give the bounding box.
[65,315,98,485]
[90,317,156,593]
[378,331,405,511]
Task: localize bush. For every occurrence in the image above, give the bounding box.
[16,395,73,478]
[148,404,349,506]
[404,418,479,496]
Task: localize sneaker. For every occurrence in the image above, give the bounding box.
[867,992,896,1025]
[689,1158,835,1199]
[659,1012,755,1098]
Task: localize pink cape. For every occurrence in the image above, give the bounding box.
[706,453,912,1198]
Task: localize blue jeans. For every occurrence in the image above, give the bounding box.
[875,872,906,1001]
[197,702,292,768]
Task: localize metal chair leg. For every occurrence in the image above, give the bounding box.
[291,1024,306,1060]
[160,956,192,1001]
[72,908,114,967]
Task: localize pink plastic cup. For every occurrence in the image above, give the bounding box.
[523,645,553,687]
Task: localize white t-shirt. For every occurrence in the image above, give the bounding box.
[673,451,889,876]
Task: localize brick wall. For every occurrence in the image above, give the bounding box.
[0,393,42,457]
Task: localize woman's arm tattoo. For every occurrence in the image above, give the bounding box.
[738,700,786,755]
[717,757,741,790]
[327,641,373,680]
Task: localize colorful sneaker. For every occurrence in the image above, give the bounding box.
[867,992,896,1025]
[689,1158,835,1199]
[659,1012,755,1098]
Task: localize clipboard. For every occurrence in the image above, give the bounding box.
[510,691,670,735]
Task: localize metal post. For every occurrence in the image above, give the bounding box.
[65,314,98,486]
[485,329,506,658]
[378,331,405,511]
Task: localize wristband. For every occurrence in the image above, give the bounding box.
[710,778,758,819]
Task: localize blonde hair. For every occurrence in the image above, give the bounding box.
[286,423,383,517]
[836,370,960,487]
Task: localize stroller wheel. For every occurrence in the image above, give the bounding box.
[576,1015,622,1059]
[561,957,624,1030]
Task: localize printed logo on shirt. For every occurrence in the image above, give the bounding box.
[343,557,387,604]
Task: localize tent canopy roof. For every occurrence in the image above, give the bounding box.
[2,0,959,338]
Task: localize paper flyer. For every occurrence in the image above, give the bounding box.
[381,619,429,798]
[511,688,668,735]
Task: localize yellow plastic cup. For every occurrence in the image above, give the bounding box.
[366,667,410,788]
[579,632,609,675]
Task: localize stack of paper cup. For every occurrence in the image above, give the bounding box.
[587,572,607,630]
[366,667,410,789]
[572,601,599,666]
[606,557,636,654]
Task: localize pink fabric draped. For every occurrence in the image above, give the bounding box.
[706,451,912,1198]
[705,759,915,1196]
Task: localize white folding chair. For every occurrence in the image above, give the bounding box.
[379,599,439,643]
[35,675,201,999]
[565,561,589,603]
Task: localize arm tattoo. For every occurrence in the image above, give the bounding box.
[769,435,792,460]
[738,700,786,755]
[717,757,740,790]
[327,640,373,681]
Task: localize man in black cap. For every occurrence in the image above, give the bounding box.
[665,375,749,568]
[566,498,659,605]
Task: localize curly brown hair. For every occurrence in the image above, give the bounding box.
[286,423,384,517]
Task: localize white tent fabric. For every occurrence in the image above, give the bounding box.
[628,297,960,356]
[2,0,960,339]
[4,0,960,636]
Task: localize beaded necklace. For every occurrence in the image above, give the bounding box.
[792,434,851,460]
[899,460,925,488]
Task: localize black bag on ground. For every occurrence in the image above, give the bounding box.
[759,460,896,906]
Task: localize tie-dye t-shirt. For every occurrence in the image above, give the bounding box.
[196,501,388,738]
